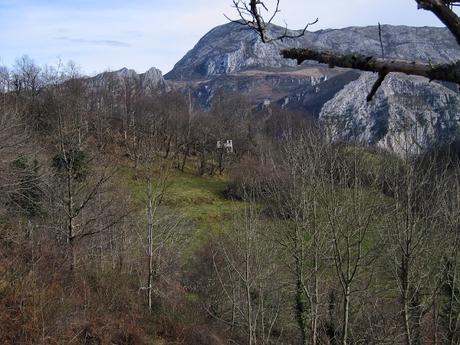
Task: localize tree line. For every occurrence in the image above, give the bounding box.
[1,56,459,345]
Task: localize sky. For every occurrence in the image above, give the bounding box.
[0,0,453,75]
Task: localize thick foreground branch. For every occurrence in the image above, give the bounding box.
[282,48,460,84]
[416,0,460,45]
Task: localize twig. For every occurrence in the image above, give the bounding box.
[378,23,385,59]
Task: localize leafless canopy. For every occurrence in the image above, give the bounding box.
[229,0,460,101]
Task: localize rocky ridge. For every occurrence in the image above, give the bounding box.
[86,67,169,94]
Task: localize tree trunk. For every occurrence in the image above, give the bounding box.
[311,201,319,345]
[218,150,225,174]
[181,144,190,172]
[147,178,154,312]
[67,164,76,271]
[246,253,253,345]
[402,256,413,345]
[295,257,309,345]
[164,135,172,159]
[342,286,350,345]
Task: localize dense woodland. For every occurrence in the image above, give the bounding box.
[1,56,460,345]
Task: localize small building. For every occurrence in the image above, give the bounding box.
[217,139,233,153]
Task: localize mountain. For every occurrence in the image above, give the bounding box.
[165,23,460,80]
[87,67,169,93]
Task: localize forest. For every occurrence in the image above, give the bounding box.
[0,54,459,345]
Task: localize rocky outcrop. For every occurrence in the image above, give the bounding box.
[320,73,460,155]
[141,67,168,92]
[278,70,361,114]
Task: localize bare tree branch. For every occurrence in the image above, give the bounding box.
[367,72,388,102]
[226,0,317,43]
[281,48,460,84]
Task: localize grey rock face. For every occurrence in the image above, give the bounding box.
[142,67,167,91]
[305,25,459,63]
[320,73,460,155]
[191,66,341,111]
[279,70,361,114]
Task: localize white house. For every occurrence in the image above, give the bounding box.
[217,139,234,153]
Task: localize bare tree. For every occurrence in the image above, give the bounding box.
[322,146,385,345]
[267,127,330,345]
[430,158,460,345]
[381,155,445,345]
[134,127,185,311]
[48,68,129,270]
[210,200,282,345]
[12,55,42,96]
[144,162,175,312]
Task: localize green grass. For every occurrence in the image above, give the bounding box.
[119,166,246,249]
[339,144,406,178]
[164,172,246,243]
